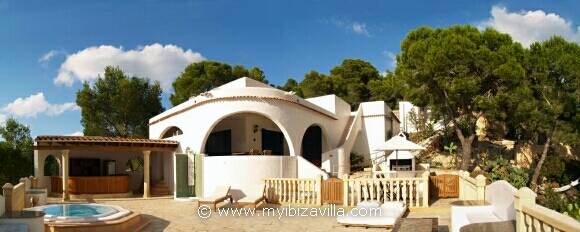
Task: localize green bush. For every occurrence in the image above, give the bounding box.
[482,156,529,189]
[540,187,580,221]
[350,152,365,172]
[540,148,566,183]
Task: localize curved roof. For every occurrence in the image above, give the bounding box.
[34,135,179,152]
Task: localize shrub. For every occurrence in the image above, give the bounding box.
[540,187,580,221]
[540,148,566,183]
[482,156,529,189]
[350,152,365,172]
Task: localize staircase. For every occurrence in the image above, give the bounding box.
[151,180,171,196]
[338,115,355,146]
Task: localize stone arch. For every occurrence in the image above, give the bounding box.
[159,126,184,139]
[43,154,61,176]
[200,111,294,156]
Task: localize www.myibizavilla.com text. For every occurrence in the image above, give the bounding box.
[197,204,382,219]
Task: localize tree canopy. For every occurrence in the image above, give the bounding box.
[395,25,525,171]
[0,117,34,184]
[76,66,164,138]
[520,36,580,190]
[170,61,269,106]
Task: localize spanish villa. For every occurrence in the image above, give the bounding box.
[33,77,401,200]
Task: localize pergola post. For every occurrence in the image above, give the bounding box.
[61,149,70,201]
[143,150,151,198]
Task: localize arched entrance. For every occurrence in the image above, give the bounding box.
[44,154,60,176]
[301,125,323,167]
[203,112,290,156]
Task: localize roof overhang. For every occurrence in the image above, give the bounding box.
[34,136,179,152]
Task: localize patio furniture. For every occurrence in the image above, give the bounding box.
[198,186,233,212]
[237,183,266,209]
[393,217,438,232]
[248,149,260,155]
[337,201,407,228]
[459,220,515,232]
[451,180,517,232]
[261,150,272,155]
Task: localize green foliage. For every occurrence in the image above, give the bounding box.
[125,156,144,172]
[170,61,269,106]
[396,25,525,171]
[482,156,529,189]
[563,203,580,220]
[350,152,365,172]
[43,155,59,176]
[540,148,566,182]
[76,66,164,138]
[541,187,580,221]
[297,59,382,110]
[0,118,34,184]
[444,142,457,154]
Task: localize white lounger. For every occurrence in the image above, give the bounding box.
[198,186,233,212]
[337,201,407,228]
[237,183,266,209]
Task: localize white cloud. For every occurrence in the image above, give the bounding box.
[383,51,397,67]
[331,18,344,27]
[67,131,84,136]
[352,22,370,36]
[54,43,206,91]
[1,93,80,118]
[38,50,60,67]
[478,6,580,47]
[0,114,6,124]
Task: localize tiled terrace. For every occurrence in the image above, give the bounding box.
[47,196,454,232]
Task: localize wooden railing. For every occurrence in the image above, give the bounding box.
[515,187,580,231]
[262,175,322,206]
[342,171,430,207]
[458,170,486,201]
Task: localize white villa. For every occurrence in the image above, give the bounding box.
[33,77,401,201]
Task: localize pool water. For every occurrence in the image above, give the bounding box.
[43,204,118,217]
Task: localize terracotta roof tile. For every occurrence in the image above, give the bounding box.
[35,135,179,144]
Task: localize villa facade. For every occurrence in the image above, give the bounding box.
[34,77,400,200]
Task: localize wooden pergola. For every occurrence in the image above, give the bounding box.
[34,136,179,200]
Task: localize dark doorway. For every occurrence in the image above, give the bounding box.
[302,125,322,167]
[262,129,284,155]
[205,130,232,156]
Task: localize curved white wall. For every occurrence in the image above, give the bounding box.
[202,156,297,200]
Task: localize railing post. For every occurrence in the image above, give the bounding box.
[422,171,429,207]
[316,174,322,206]
[514,187,536,232]
[476,175,486,202]
[2,183,14,211]
[343,174,349,206]
[462,171,470,199]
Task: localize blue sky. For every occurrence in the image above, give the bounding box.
[1,0,579,138]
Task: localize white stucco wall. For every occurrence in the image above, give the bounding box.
[149,78,351,159]
[202,156,297,200]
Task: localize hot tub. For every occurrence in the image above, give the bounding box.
[26,203,131,223]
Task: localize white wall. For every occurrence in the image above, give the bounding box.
[202,156,297,200]
[296,156,329,179]
[149,83,351,159]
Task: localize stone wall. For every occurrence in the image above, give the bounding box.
[514,143,580,169]
[2,178,26,211]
